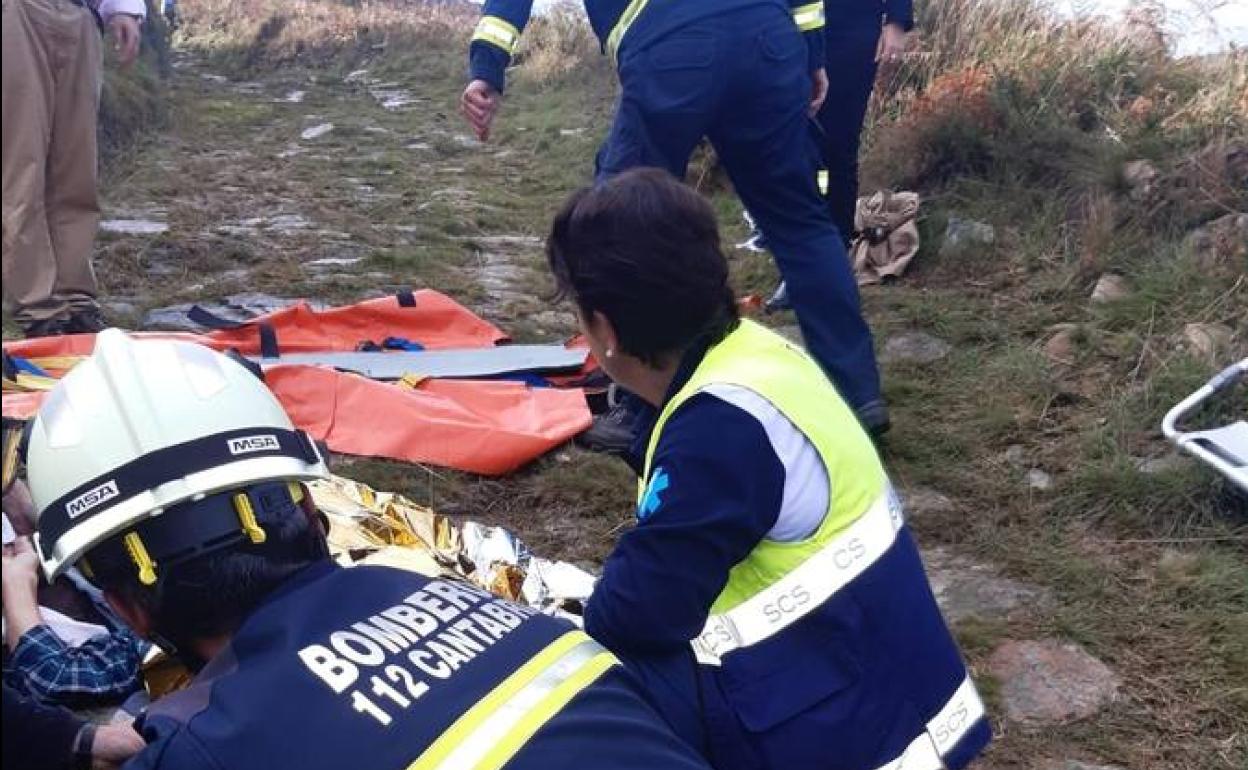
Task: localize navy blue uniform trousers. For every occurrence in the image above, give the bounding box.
[595,3,882,411]
[816,14,882,246]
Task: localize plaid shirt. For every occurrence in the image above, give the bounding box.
[4,623,145,706]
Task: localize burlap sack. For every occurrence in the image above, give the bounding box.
[850,191,921,285]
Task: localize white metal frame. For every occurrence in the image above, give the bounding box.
[1161,358,1248,494]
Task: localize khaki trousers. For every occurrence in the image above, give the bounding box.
[2,0,101,324]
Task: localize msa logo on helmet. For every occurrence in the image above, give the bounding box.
[228,434,280,456]
[66,480,120,519]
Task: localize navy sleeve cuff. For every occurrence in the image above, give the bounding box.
[804,28,825,73]
[884,0,914,31]
[469,43,509,94]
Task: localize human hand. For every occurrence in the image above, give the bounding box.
[460,80,502,142]
[92,721,146,769]
[809,67,829,117]
[108,14,142,67]
[2,535,44,650]
[876,22,909,65]
[2,535,41,596]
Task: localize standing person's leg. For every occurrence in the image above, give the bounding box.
[2,0,65,333]
[580,23,724,460]
[709,7,884,421]
[46,3,104,330]
[816,23,880,247]
[595,26,720,182]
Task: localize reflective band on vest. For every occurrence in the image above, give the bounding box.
[408,631,617,770]
[472,16,522,56]
[605,0,651,63]
[871,675,987,770]
[692,491,903,665]
[792,2,825,31]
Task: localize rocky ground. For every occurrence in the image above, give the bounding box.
[57,35,1248,770]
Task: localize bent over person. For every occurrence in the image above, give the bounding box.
[23,330,712,770]
[2,0,143,337]
[547,169,992,770]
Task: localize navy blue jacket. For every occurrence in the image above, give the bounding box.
[826,0,913,31]
[469,0,826,93]
[584,339,990,770]
[3,683,86,770]
[125,562,711,770]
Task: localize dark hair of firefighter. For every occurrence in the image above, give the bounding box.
[546,167,739,367]
[84,488,327,666]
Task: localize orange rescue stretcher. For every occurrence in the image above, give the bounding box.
[2,291,593,475]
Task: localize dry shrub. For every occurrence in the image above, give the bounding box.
[514,4,601,86]
[863,0,1247,200]
[867,66,998,187]
[179,0,475,72]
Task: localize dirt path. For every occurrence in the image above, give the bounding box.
[96,50,574,339]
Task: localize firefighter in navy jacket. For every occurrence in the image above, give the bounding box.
[545,170,992,770]
[23,329,713,770]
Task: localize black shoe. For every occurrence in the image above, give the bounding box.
[21,317,72,338]
[764,282,791,313]
[856,400,892,438]
[66,307,107,334]
[575,387,643,473]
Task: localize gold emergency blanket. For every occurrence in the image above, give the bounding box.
[311,474,595,610]
[850,191,921,285]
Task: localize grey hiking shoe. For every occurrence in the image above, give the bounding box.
[575,385,643,473]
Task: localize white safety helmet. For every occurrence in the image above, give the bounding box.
[27,329,328,581]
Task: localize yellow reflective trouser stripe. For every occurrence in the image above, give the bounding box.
[471,16,521,56]
[792,2,825,31]
[408,631,617,770]
[817,169,829,195]
[1,373,58,392]
[2,423,22,491]
[27,355,86,370]
[606,0,651,63]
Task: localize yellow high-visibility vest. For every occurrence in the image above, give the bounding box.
[639,320,899,666]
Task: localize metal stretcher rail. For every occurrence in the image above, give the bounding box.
[1161,358,1248,494]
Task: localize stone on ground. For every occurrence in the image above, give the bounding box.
[941,217,996,257]
[1043,324,1079,366]
[880,332,952,365]
[900,486,955,517]
[100,218,168,235]
[1181,322,1234,360]
[1089,274,1131,304]
[1181,212,1248,270]
[1122,159,1158,201]
[988,639,1120,725]
[1026,468,1054,491]
[300,122,334,140]
[924,548,1046,624]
